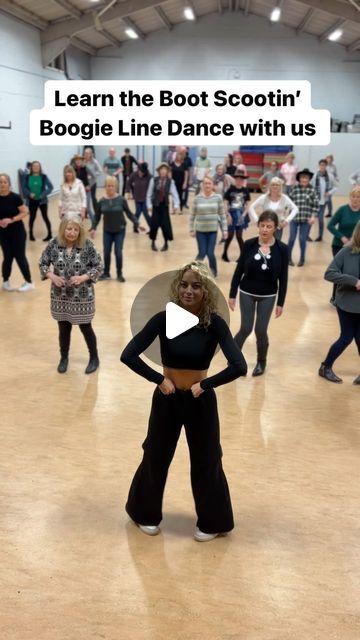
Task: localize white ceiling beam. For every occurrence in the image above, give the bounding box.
[52,0,81,19]
[296,8,314,33]
[154,6,172,30]
[71,37,97,56]
[42,36,70,66]
[185,0,197,20]
[0,0,48,29]
[347,37,360,51]
[41,0,167,43]
[244,0,251,16]
[100,29,123,47]
[295,0,360,24]
[122,16,146,39]
[319,18,346,41]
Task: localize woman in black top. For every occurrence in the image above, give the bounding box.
[229,211,288,376]
[90,176,140,282]
[121,262,247,541]
[0,173,34,292]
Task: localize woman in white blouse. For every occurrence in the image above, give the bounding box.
[249,177,298,240]
[58,165,86,219]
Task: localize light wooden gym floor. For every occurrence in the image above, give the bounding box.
[1,192,359,640]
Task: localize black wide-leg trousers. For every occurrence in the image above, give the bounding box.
[126,388,234,534]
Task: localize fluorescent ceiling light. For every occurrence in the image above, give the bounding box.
[125,28,139,39]
[328,29,343,41]
[184,7,195,20]
[270,7,281,22]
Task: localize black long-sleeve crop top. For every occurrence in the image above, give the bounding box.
[120,311,247,389]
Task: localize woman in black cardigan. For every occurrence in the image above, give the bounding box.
[228,211,288,376]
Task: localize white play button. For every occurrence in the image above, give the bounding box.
[166,302,199,339]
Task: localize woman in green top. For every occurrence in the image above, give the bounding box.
[23,161,53,241]
[190,176,227,278]
[327,187,360,303]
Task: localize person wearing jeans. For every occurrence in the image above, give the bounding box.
[319,221,360,385]
[90,176,140,282]
[310,159,337,241]
[125,162,152,232]
[287,169,319,266]
[190,176,227,277]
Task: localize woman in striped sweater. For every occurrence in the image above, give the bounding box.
[190,176,228,277]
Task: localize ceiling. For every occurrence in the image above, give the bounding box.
[1,0,360,56]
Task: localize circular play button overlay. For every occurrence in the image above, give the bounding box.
[130,269,230,366]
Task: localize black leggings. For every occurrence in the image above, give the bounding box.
[323,307,360,367]
[58,321,98,358]
[222,229,244,258]
[29,199,52,236]
[234,292,276,361]
[126,387,234,534]
[0,227,32,282]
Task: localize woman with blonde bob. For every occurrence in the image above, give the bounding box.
[249,177,298,240]
[319,220,360,385]
[39,214,102,374]
[58,165,86,219]
[121,261,247,542]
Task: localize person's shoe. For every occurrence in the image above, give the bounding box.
[57,357,68,374]
[18,282,35,292]
[99,273,111,280]
[315,236,322,242]
[325,214,331,218]
[318,363,342,383]
[288,259,295,266]
[43,235,52,242]
[307,236,313,242]
[184,204,189,210]
[138,524,160,536]
[117,274,125,282]
[252,361,266,377]
[151,241,158,252]
[133,227,139,233]
[194,528,223,542]
[160,243,168,252]
[85,356,99,374]
[218,238,225,244]
[222,254,230,262]
[297,260,305,267]
[29,234,35,241]
[353,375,360,385]
[329,297,336,307]
[2,280,15,291]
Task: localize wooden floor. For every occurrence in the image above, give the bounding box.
[1,193,359,640]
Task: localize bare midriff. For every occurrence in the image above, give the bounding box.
[163,367,208,390]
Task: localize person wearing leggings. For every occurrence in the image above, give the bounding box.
[39,215,102,374]
[319,221,360,385]
[120,262,247,541]
[0,173,34,292]
[229,211,288,376]
[23,161,53,241]
[222,170,251,261]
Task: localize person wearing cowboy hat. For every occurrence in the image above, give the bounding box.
[287,168,319,267]
[146,163,180,251]
[71,154,96,224]
[222,169,251,262]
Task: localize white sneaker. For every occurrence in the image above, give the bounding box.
[138,524,160,536]
[194,527,225,542]
[18,282,35,292]
[2,280,15,291]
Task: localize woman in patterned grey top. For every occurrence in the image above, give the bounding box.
[39,215,103,374]
[190,176,227,277]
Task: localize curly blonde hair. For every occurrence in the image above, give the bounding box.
[169,261,218,329]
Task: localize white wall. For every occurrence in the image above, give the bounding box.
[0,13,90,191]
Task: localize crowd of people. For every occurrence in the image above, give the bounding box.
[1,144,359,542]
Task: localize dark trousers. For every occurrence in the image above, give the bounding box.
[288,221,310,262]
[0,227,32,282]
[28,199,52,237]
[222,229,244,259]
[126,388,234,534]
[90,184,98,216]
[122,175,130,196]
[323,307,360,367]
[58,321,98,358]
[196,231,218,276]
[174,180,184,210]
[315,204,326,239]
[103,229,125,277]
[234,292,276,362]
[135,201,151,228]
[150,203,173,242]
[331,245,342,300]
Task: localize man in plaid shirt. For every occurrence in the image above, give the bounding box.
[287,169,319,266]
